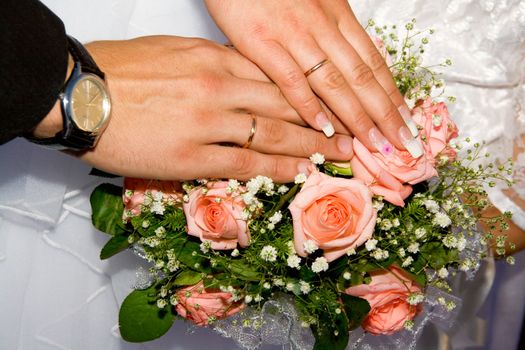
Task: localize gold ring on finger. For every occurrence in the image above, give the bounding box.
[304,58,330,77]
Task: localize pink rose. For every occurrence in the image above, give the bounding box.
[183,181,250,250]
[123,178,181,218]
[175,281,245,326]
[350,137,437,206]
[345,266,422,335]
[289,171,377,262]
[412,97,458,162]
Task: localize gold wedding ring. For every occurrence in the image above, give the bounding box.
[242,115,257,149]
[304,58,330,77]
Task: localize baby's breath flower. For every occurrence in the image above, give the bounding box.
[286,282,296,291]
[343,272,352,280]
[372,249,389,261]
[346,247,357,256]
[254,294,262,302]
[303,240,319,254]
[442,234,457,248]
[372,199,385,211]
[309,152,325,165]
[438,267,449,279]
[269,211,283,225]
[160,286,168,298]
[398,247,406,258]
[183,194,190,203]
[155,226,166,238]
[150,201,165,215]
[365,239,378,251]
[404,320,415,331]
[423,199,440,213]
[446,301,457,311]
[415,227,426,239]
[127,235,135,244]
[392,218,400,227]
[407,242,420,254]
[142,220,150,228]
[167,260,180,272]
[311,257,329,273]
[506,256,516,265]
[244,295,253,304]
[227,179,240,192]
[260,245,278,262]
[407,293,425,305]
[380,219,393,231]
[231,249,240,257]
[169,295,178,306]
[294,173,308,184]
[273,278,285,287]
[277,185,289,194]
[157,299,167,309]
[456,236,467,251]
[287,241,296,255]
[287,255,301,269]
[299,281,311,294]
[200,240,212,253]
[402,256,414,267]
[433,212,452,228]
[263,282,271,289]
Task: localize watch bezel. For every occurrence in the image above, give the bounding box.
[62,70,111,136]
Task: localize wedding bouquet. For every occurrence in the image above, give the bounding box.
[90,20,514,349]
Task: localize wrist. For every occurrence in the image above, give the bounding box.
[31,54,75,138]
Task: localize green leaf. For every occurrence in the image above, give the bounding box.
[100,234,131,260]
[228,260,263,281]
[312,311,349,350]
[119,286,174,342]
[173,270,202,286]
[90,183,126,236]
[341,294,371,331]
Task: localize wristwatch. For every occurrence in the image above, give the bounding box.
[27,36,111,151]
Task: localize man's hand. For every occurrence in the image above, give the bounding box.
[51,36,354,182]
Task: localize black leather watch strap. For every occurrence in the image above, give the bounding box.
[26,128,97,151]
[67,35,104,78]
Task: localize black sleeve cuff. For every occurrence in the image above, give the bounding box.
[0,0,68,144]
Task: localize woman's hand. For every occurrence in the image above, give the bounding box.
[205,0,423,158]
[73,36,353,182]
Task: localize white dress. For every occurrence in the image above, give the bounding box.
[1,1,524,349]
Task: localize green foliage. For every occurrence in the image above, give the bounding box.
[100,234,131,260]
[90,184,127,236]
[341,294,371,331]
[119,286,174,342]
[173,270,203,286]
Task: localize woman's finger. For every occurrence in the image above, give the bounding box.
[314,30,423,157]
[240,39,335,137]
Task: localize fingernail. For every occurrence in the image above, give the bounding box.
[337,136,353,155]
[398,126,423,158]
[297,161,311,175]
[369,127,394,157]
[399,105,419,137]
[315,112,335,137]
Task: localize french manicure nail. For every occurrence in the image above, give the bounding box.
[399,105,419,137]
[398,126,423,158]
[337,136,353,155]
[369,127,394,157]
[315,112,335,138]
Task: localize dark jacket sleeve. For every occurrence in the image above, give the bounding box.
[0,0,68,144]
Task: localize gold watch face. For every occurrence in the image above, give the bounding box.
[70,75,111,132]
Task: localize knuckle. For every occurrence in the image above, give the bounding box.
[231,151,255,177]
[321,68,347,92]
[196,72,223,94]
[299,131,323,156]
[263,157,282,179]
[350,64,375,89]
[351,110,370,129]
[380,106,400,124]
[280,69,305,91]
[367,51,388,72]
[260,119,286,145]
